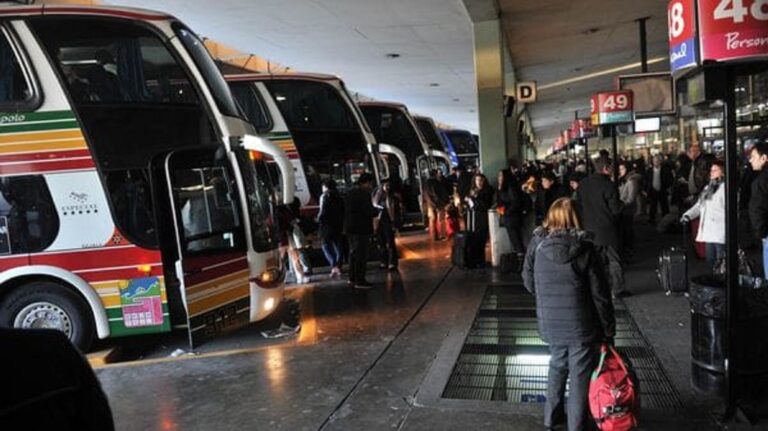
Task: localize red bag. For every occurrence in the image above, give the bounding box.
[445,212,460,238]
[589,345,639,431]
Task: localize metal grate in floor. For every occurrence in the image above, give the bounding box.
[442,284,683,410]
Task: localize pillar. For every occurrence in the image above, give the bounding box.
[473,19,507,177]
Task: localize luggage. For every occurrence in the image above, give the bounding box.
[499,252,522,273]
[451,231,471,269]
[657,247,687,295]
[452,212,485,269]
[657,220,689,295]
[445,208,460,238]
[690,219,706,260]
[589,345,640,431]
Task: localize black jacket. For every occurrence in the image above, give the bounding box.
[424,177,450,209]
[496,183,529,227]
[645,164,674,193]
[522,228,615,346]
[343,186,376,235]
[575,173,623,249]
[0,329,114,430]
[749,169,768,240]
[317,190,344,239]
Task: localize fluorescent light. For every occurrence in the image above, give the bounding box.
[538,57,667,91]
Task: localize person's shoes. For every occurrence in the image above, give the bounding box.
[330,267,341,278]
[354,281,373,289]
[379,263,387,270]
[388,264,398,271]
[614,290,633,298]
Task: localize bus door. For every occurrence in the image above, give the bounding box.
[160,148,252,348]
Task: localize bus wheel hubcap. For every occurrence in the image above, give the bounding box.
[14,302,73,338]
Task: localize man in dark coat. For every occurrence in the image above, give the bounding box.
[645,154,674,223]
[748,143,768,277]
[0,328,114,430]
[344,173,377,288]
[575,156,628,296]
[523,226,615,431]
[541,170,567,215]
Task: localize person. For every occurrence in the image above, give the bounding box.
[496,169,527,255]
[344,173,378,288]
[317,179,345,278]
[0,328,115,430]
[424,169,451,241]
[541,170,567,215]
[645,154,674,223]
[681,161,726,264]
[568,172,586,198]
[575,156,628,297]
[522,198,615,431]
[618,162,642,257]
[466,173,495,266]
[748,143,768,277]
[685,143,712,201]
[373,179,402,270]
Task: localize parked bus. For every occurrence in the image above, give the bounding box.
[414,115,458,167]
[226,73,382,218]
[0,6,295,350]
[359,102,450,222]
[441,128,480,170]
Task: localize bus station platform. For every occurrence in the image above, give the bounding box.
[94,225,763,431]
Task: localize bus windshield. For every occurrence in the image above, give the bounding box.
[445,131,478,154]
[235,150,278,252]
[415,118,446,152]
[361,106,424,161]
[264,79,371,198]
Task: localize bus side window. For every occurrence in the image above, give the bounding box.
[0,176,59,254]
[0,26,33,105]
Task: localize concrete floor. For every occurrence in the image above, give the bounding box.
[95,227,768,431]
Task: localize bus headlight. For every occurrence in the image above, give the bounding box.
[264,297,276,312]
[251,268,283,288]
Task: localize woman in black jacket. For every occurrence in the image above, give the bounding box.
[522,197,615,431]
[496,169,526,254]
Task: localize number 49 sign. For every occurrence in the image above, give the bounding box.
[591,91,634,126]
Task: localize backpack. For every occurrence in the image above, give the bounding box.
[589,345,640,431]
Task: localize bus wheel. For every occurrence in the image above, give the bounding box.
[0,281,94,351]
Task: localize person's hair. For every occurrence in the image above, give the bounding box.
[541,170,556,182]
[542,197,582,231]
[322,179,337,190]
[593,156,612,174]
[751,142,768,158]
[497,169,512,191]
[472,173,488,190]
[569,172,586,183]
[711,159,725,172]
[357,173,375,185]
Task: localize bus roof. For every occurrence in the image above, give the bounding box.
[224,72,343,84]
[0,5,174,21]
[358,101,408,111]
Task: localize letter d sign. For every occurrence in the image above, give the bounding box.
[516,82,537,103]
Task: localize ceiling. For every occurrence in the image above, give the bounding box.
[103,0,479,132]
[498,0,672,146]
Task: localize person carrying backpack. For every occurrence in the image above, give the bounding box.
[523,197,615,431]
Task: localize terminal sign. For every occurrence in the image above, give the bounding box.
[592,91,634,125]
[698,0,768,62]
[668,0,699,72]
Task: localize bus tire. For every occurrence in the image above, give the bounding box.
[0,281,95,351]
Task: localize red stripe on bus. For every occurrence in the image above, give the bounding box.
[0,158,95,175]
[185,258,249,286]
[0,149,92,164]
[0,255,31,271]
[30,247,161,272]
[78,265,164,283]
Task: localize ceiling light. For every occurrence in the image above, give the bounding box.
[453,98,460,102]
[385,53,401,59]
[429,83,440,87]
[538,56,667,91]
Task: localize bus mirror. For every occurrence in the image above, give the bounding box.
[368,142,380,153]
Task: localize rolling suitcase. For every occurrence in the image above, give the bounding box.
[451,231,471,269]
[657,221,688,295]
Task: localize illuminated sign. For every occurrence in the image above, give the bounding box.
[698,0,768,62]
[668,0,699,72]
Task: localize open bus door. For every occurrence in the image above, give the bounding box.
[160,148,253,348]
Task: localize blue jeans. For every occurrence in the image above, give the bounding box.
[706,243,725,264]
[763,238,768,278]
[322,237,343,268]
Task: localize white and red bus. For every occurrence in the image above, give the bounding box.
[226,73,383,217]
[0,6,294,350]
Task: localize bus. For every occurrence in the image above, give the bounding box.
[0,6,295,350]
[226,73,383,218]
[440,129,480,170]
[414,115,459,167]
[359,102,451,223]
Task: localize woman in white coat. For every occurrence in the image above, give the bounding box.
[681,160,725,263]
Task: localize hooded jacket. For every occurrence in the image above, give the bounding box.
[522,228,615,346]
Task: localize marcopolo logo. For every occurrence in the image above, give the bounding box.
[62,192,99,216]
[0,113,25,125]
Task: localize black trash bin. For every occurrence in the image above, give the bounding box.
[689,274,768,398]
